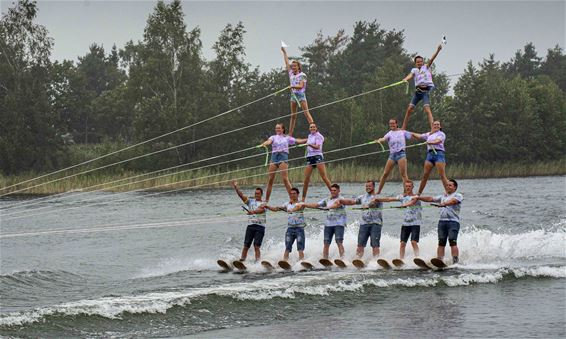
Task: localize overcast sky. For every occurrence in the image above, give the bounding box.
[1,0,564,79]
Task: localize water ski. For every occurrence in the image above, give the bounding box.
[430,258,449,269]
[319,258,333,267]
[392,259,405,268]
[413,258,432,269]
[261,260,275,270]
[300,261,314,270]
[232,260,247,271]
[377,258,392,269]
[352,259,365,269]
[334,259,347,268]
[278,260,292,270]
[217,259,232,271]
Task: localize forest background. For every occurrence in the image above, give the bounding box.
[1,0,564,193]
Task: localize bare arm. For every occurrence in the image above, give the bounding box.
[338,198,357,206]
[294,138,307,144]
[427,44,442,68]
[374,197,398,203]
[260,138,273,147]
[437,198,460,207]
[264,205,284,212]
[411,132,425,140]
[403,71,414,82]
[281,47,290,71]
[416,195,436,203]
[232,181,248,203]
[298,202,321,209]
[292,80,305,90]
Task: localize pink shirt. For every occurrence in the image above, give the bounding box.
[383,130,412,153]
[269,134,296,153]
[411,65,434,87]
[421,131,446,151]
[307,132,324,157]
[289,70,307,94]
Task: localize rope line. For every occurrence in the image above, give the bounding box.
[0,86,290,193]
[2,142,426,222]
[0,80,406,197]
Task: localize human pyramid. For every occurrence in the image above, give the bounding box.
[227,42,463,271]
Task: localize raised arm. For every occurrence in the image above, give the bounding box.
[232,181,248,203]
[427,44,443,68]
[281,47,291,71]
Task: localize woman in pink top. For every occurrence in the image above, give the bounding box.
[281,46,314,136]
[375,119,412,194]
[401,43,442,131]
[260,123,307,203]
[411,120,449,195]
[302,123,332,201]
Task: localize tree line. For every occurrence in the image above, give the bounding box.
[1,0,565,176]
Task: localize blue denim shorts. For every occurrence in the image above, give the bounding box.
[324,225,345,245]
[388,150,406,163]
[410,86,433,107]
[358,223,382,248]
[437,220,460,246]
[425,150,445,165]
[271,152,289,164]
[306,155,324,167]
[291,92,307,102]
[285,227,305,252]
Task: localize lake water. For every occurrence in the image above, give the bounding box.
[1,176,565,337]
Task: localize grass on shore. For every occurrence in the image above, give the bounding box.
[0,159,564,195]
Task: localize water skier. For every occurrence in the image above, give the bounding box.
[265,187,306,262]
[231,181,267,262]
[411,120,449,194]
[281,46,314,136]
[260,123,306,204]
[376,118,412,194]
[396,180,422,259]
[338,180,398,258]
[302,123,332,201]
[299,184,346,259]
[414,179,463,264]
[402,43,443,130]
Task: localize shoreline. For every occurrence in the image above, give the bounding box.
[0,160,564,196]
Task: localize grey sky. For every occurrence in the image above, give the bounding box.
[1,0,564,80]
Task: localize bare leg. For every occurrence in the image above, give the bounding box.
[253,245,261,261]
[411,240,420,257]
[265,163,278,202]
[377,159,396,194]
[417,161,434,195]
[289,101,298,136]
[437,245,445,259]
[316,163,332,190]
[240,247,249,261]
[450,245,459,258]
[356,246,364,258]
[302,165,314,201]
[436,162,450,192]
[300,100,314,124]
[337,243,345,258]
[323,244,330,259]
[298,250,304,260]
[424,105,433,131]
[279,162,292,193]
[398,157,409,182]
[372,247,380,257]
[402,104,415,130]
[400,241,406,259]
[283,250,290,261]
